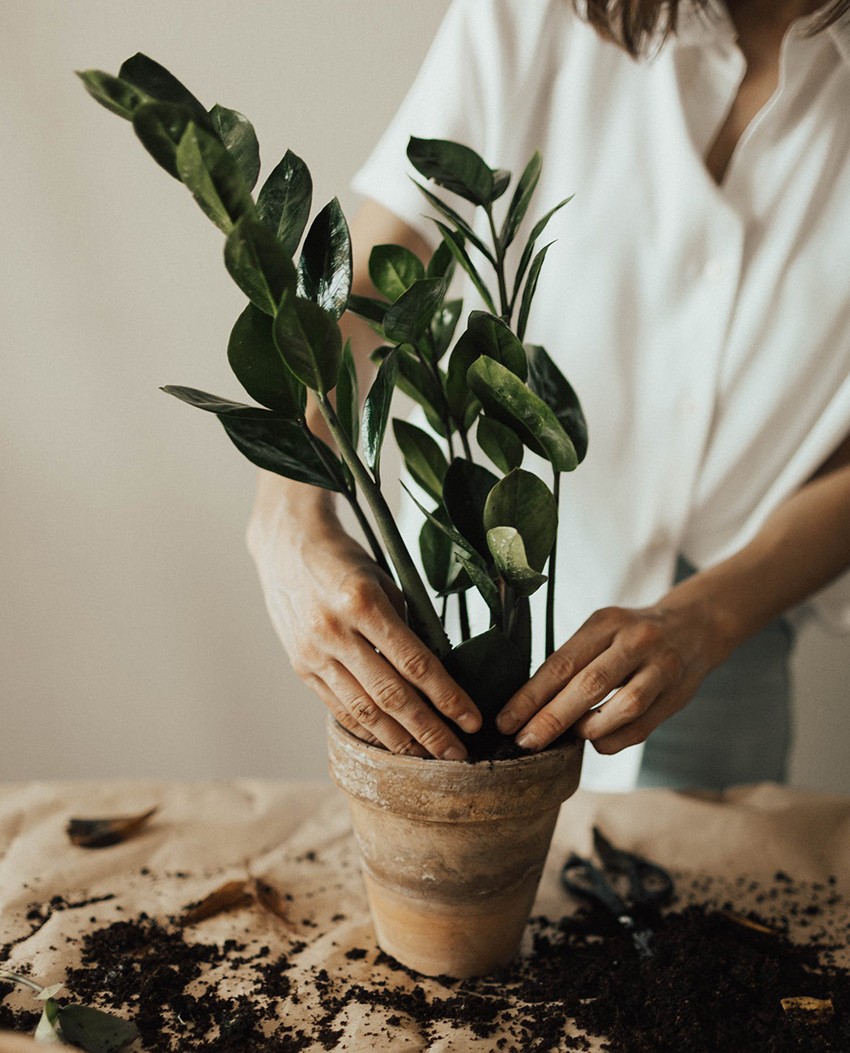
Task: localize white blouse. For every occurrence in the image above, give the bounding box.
[352,0,850,649]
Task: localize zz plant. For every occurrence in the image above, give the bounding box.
[78,54,588,756]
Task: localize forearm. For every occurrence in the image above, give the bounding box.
[661,438,850,663]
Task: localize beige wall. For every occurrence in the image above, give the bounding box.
[1,1,847,790]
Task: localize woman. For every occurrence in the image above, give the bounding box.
[248,0,850,789]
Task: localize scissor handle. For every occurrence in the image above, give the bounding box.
[592,827,673,909]
[561,853,629,917]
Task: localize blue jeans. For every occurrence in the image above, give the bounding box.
[636,558,794,791]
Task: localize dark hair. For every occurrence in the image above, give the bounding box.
[575,1,850,57]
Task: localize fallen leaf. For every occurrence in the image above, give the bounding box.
[780,996,834,1024]
[180,879,252,925]
[58,1003,140,1052]
[67,806,158,848]
[253,877,295,928]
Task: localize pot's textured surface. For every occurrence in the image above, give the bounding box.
[327,719,583,978]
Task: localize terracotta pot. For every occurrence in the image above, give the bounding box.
[327,718,583,978]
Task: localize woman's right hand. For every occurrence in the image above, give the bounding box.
[247,474,481,760]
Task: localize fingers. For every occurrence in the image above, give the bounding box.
[585,691,684,756]
[571,664,665,741]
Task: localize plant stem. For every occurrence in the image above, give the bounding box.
[299,420,393,580]
[316,393,452,659]
[545,471,561,658]
[458,590,471,642]
[460,429,473,461]
[0,969,43,995]
[485,205,511,322]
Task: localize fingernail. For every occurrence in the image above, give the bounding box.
[498,711,520,734]
[458,711,481,734]
[441,746,466,761]
[516,731,540,751]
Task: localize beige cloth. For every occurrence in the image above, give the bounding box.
[1,780,849,1051]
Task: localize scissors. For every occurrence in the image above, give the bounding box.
[561,826,674,959]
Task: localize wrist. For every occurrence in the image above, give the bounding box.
[247,470,340,560]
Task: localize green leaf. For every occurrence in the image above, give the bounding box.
[393,419,449,502]
[430,298,463,362]
[526,344,589,463]
[224,217,297,315]
[484,468,557,571]
[257,150,313,256]
[411,180,495,264]
[434,222,497,315]
[467,356,578,472]
[511,195,573,310]
[517,241,554,342]
[390,346,449,437]
[161,385,272,417]
[297,198,352,320]
[442,458,499,559]
[487,527,547,597]
[465,311,527,379]
[425,239,456,282]
[132,101,195,179]
[119,53,210,126]
[346,294,387,333]
[491,169,511,201]
[443,626,529,718]
[175,123,257,234]
[362,348,398,481]
[419,508,469,594]
[383,277,448,345]
[34,997,62,1043]
[336,340,360,451]
[368,244,425,301]
[227,303,306,417]
[58,1004,139,1053]
[209,103,261,191]
[220,413,345,490]
[407,137,497,207]
[273,288,342,394]
[76,69,152,120]
[476,415,523,473]
[499,150,542,250]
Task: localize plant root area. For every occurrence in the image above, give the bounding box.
[2,867,849,1052]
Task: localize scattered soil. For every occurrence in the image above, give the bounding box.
[1,868,847,1051]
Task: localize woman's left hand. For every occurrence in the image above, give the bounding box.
[496,600,729,755]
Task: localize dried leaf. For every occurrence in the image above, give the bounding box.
[180,880,252,925]
[67,806,158,848]
[36,983,64,1001]
[719,911,780,936]
[252,878,295,928]
[780,996,834,1024]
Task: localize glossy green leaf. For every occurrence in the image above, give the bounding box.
[58,1004,139,1053]
[362,348,398,481]
[484,468,557,571]
[407,137,497,207]
[389,346,448,437]
[443,626,529,718]
[442,458,499,559]
[34,998,62,1043]
[467,356,578,472]
[119,53,210,126]
[175,123,257,234]
[435,222,497,315]
[227,304,306,417]
[224,217,297,315]
[257,150,313,256]
[369,244,425,302]
[76,69,152,120]
[297,198,352,320]
[209,103,260,190]
[526,343,589,463]
[419,508,469,594]
[132,101,195,179]
[491,169,511,201]
[273,288,342,394]
[511,195,573,309]
[466,312,527,379]
[336,340,359,450]
[425,239,456,282]
[162,386,268,415]
[486,527,548,597]
[412,180,495,263]
[346,294,387,333]
[393,419,449,502]
[499,150,542,250]
[517,241,554,342]
[476,415,523,473]
[430,298,463,362]
[383,277,448,345]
